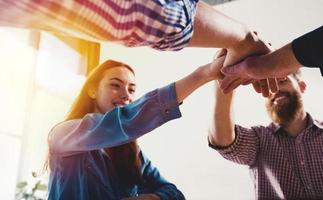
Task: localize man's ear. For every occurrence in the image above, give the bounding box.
[87,86,97,99]
[298,81,307,93]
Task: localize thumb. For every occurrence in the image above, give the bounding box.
[221,62,244,76]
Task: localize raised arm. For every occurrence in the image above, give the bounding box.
[50,60,224,156]
[208,80,259,166]
[221,43,302,80]
[208,81,235,147]
[175,56,224,103]
[221,26,323,80]
[189,1,272,67]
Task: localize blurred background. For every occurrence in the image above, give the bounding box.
[1,0,323,199]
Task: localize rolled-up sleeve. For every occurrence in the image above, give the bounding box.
[0,0,198,51]
[209,125,260,166]
[150,0,198,51]
[50,83,182,156]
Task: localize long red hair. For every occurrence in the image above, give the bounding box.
[47,60,144,187]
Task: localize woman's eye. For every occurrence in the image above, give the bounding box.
[129,89,136,94]
[110,83,120,88]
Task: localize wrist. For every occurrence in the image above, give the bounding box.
[231,30,259,52]
[196,64,214,82]
[215,81,234,100]
[225,24,253,48]
[270,43,302,77]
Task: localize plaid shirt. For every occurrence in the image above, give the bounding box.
[210,113,323,200]
[0,0,198,51]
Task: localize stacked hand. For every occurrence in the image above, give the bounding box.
[221,43,301,80]
[213,31,279,96]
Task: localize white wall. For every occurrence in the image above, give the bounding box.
[99,0,323,199]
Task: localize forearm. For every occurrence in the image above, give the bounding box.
[51,84,182,156]
[270,43,302,76]
[188,1,250,49]
[209,82,235,146]
[175,64,213,103]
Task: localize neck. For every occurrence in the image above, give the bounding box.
[283,109,307,137]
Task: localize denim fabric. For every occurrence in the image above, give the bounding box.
[48,83,185,200]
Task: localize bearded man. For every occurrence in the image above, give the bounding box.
[208,69,323,200]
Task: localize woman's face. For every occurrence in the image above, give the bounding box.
[91,67,136,113]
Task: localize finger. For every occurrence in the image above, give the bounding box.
[217,72,225,81]
[219,75,236,92]
[211,55,226,77]
[252,81,262,93]
[268,78,278,93]
[259,79,270,97]
[227,78,243,92]
[221,77,242,94]
[241,78,253,85]
[214,49,227,59]
[221,61,245,76]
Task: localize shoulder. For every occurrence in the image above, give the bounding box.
[313,119,323,130]
[235,123,275,135]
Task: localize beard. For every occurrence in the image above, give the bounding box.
[266,90,303,125]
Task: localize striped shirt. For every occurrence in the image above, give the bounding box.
[0,0,198,51]
[210,113,323,200]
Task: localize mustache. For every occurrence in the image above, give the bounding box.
[270,91,291,102]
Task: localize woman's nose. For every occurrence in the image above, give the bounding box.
[119,88,130,101]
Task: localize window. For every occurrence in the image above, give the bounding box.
[0,28,100,200]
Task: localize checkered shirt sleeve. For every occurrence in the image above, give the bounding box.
[0,0,198,51]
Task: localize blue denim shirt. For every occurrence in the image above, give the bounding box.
[48,83,185,200]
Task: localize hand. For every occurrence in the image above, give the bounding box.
[213,49,277,97]
[208,49,227,80]
[121,194,160,200]
[223,31,271,67]
[221,43,301,79]
[211,49,254,94]
[219,75,278,97]
[220,34,279,97]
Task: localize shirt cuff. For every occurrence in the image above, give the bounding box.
[158,83,182,122]
[208,125,240,154]
[151,0,198,51]
[208,136,236,150]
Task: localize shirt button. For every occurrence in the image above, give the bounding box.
[300,161,305,165]
[165,109,170,114]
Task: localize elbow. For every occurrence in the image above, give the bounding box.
[208,129,235,147]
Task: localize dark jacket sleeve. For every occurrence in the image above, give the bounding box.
[140,152,185,200]
[292,25,323,75]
